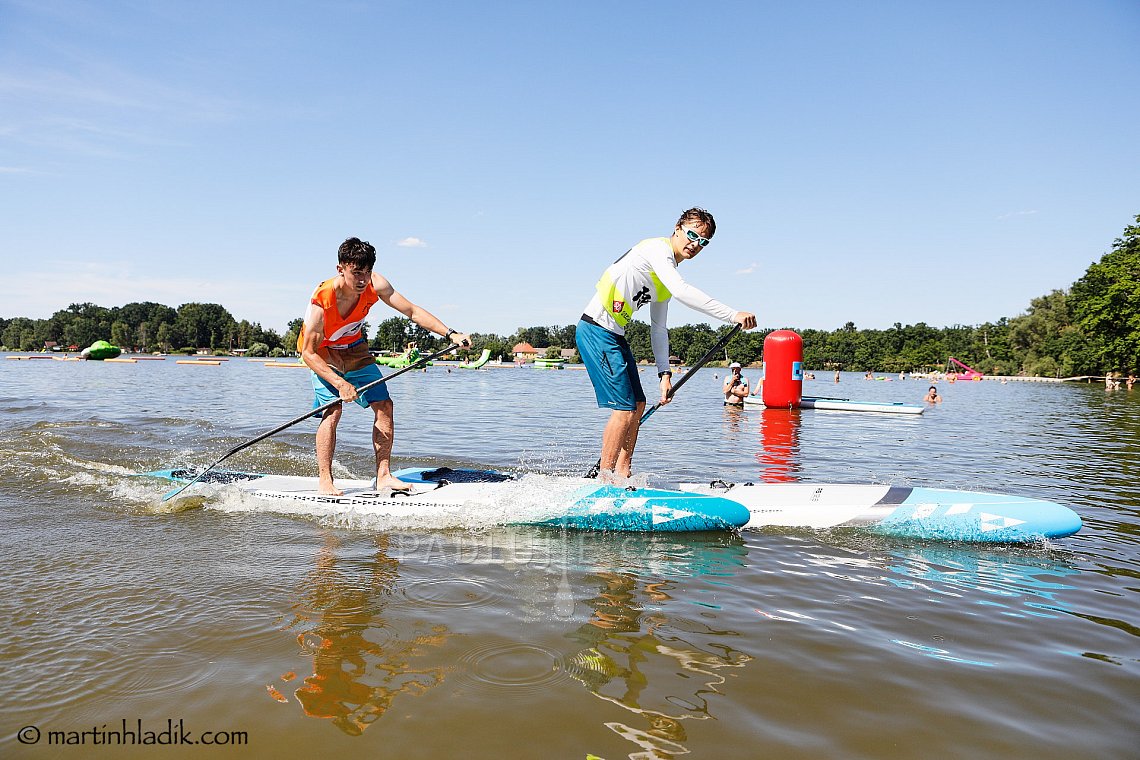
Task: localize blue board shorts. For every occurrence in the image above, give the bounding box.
[576,318,645,411]
[311,363,390,413]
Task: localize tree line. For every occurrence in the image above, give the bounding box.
[3,215,1136,375]
[0,301,294,357]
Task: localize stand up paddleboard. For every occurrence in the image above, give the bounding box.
[145,466,750,533]
[743,396,924,414]
[679,480,1081,542]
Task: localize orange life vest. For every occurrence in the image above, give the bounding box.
[297,276,379,352]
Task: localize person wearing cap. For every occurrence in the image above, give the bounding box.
[575,207,757,482]
[723,362,750,405]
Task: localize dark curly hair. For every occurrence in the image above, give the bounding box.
[337,238,377,269]
[676,207,716,237]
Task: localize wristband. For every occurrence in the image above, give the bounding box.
[445,329,457,340]
[658,371,672,379]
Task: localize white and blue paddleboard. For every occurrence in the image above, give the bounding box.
[145,466,750,533]
[743,395,925,414]
[679,481,1081,542]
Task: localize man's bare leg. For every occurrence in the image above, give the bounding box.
[600,403,644,482]
[370,399,410,491]
[316,404,344,495]
[614,401,645,477]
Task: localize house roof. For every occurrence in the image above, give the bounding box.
[512,342,537,353]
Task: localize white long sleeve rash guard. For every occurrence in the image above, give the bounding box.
[581,237,741,375]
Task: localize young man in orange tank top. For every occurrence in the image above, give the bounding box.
[300,238,470,495]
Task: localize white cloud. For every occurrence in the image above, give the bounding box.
[997,210,1038,220]
[735,262,759,275]
[396,237,428,248]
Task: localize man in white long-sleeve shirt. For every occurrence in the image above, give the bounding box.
[575,208,757,481]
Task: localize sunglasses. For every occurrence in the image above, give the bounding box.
[681,227,710,247]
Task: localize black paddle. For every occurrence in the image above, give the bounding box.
[161,341,461,501]
[585,323,743,478]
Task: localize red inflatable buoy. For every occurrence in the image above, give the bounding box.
[761,330,803,408]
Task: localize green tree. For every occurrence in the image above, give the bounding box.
[235,320,255,349]
[623,320,654,363]
[175,303,237,350]
[249,322,282,350]
[481,338,511,363]
[2,318,37,350]
[110,320,131,349]
[282,317,304,355]
[156,322,173,353]
[1069,214,1140,373]
[552,324,576,348]
[1009,290,1072,372]
[512,326,552,349]
[821,322,859,369]
[723,328,764,366]
[371,317,413,353]
[64,317,103,349]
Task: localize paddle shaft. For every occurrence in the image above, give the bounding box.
[586,323,742,477]
[161,342,459,501]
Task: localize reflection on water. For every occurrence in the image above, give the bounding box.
[752,535,1088,671]
[563,541,753,759]
[276,533,449,736]
[883,545,1079,617]
[722,405,802,483]
[757,408,801,483]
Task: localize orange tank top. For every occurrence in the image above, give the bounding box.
[297,277,380,351]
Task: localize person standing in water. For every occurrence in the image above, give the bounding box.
[575,208,756,481]
[299,238,469,495]
[723,362,750,406]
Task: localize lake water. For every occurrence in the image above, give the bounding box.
[1,356,1137,758]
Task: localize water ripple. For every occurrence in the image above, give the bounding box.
[454,642,571,698]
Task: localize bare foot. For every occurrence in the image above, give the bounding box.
[373,475,412,493]
[597,470,645,488]
[597,469,623,486]
[318,480,344,496]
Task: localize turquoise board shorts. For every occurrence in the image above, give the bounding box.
[576,318,645,411]
[311,363,390,414]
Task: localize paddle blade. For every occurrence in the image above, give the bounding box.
[159,464,215,501]
[161,480,193,502]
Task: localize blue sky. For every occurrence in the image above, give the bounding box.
[2,0,1137,336]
